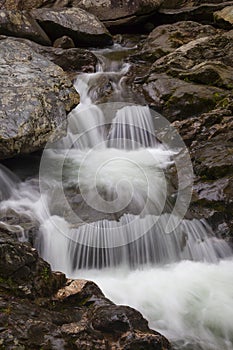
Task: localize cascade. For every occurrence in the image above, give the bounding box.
[1,43,233,350]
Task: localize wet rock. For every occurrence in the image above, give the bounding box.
[0,9,51,45]
[214,6,233,29]
[150,31,233,77]
[0,0,56,10]
[173,105,233,237]
[142,73,225,120]
[0,227,171,349]
[132,21,219,62]
[0,37,79,159]
[53,35,75,48]
[31,7,113,47]
[55,279,109,305]
[157,0,233,24]
[0,35,98,72]
[0,229,66,298]
[76,0,162,28]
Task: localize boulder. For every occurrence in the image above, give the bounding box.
[132,21,219,62]
[158,0,233,24]
[0,35,98,72]
[0,9,51,45]
[31,7,113,47]
[214,6,233,29]
[0,0,56,10]
[150,31,233,77]
[142,73,226,120]
[0,37,79,160]
[0,226,171,349]
[75,0,162,28]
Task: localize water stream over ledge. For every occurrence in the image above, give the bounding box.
[1,43,233,350]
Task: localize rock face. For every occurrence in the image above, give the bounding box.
[0,227,171,349]
[0,9,51,45]
[0,37,79,160]
[31,7,113,47]
[76,0,162,28]
[127,21,233,237]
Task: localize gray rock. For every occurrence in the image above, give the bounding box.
[143,73,226,120]
[0,0,56,10]
[158,0,233,24]
[0,37,79,159]
[31,7,113,47]
[133,21,219,62]
[75,0,162,28]
[0,35,98,72]
[0,9,51,45]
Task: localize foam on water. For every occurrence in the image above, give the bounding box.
[77,259,233,350]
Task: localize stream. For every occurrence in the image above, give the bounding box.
[1,42,233,350]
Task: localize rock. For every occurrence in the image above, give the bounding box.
[31,7,113,47]
[0,228,66,298]
[0,9,51,45]
[214,6,233,29]
[131,21,219,62]
[0,35,98,72]
[150,31,233,77]
[0,0,56,10]
[76,0,162,28]
[142,73,225,120]
[157,1,233,24]
[0,37,79,160]
[53,35,75,48]
[0,226,171,349]
[173,104,233,237]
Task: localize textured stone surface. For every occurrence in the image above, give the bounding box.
[0,227,171,349]
[158,0,233,24]
[0,37,79,159]
[31,7,113,47]
[133,21,219,62]
[214,6,233,29]
[0,9,51,45]
[76,0,162,27]
[0,0,56,10]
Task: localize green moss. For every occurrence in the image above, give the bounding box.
[41,267,50,282]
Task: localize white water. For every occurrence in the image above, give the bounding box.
[78,260,233,350]
[0,44,233,350]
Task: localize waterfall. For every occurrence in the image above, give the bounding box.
[1,43,233,350]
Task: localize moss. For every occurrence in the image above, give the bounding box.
[41,267,50,282]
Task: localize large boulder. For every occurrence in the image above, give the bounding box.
[0,9,51,45]
[75,0,162,28]
[132,21,219,62]
[157,0,233,24]
[142,73,225,120]
[0,35,98,73]
[0,226,171,349]
[0,37,79,160]
[31,7,113,47]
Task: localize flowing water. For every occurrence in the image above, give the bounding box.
[0,42,233,350]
